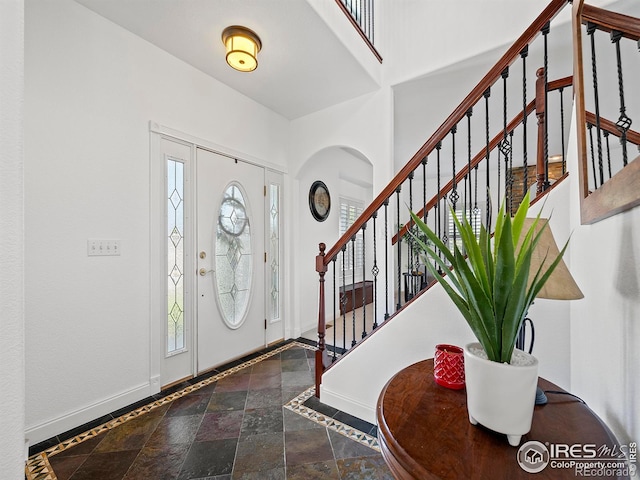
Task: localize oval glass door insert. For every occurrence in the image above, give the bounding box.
[215,183,252,328]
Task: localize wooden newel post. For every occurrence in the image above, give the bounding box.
[535,67,547,195]
[315,243,328,397]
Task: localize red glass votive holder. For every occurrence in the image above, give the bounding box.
[434,344,465,389]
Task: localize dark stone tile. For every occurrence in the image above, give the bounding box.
[193,381,218,396]
[215,374,251,392]
[177,439,237,479]
[284,428,334,467]
[336,455,394,480]
[327,430,379,459]
[332,411,376,435]
[248,372,281,391]
[65,449,139,480]
[94,413,164,453]
[303,396,339,418]
[240,406,283,437]
[286,461,340,480]
[146,414,202,447]
[233,432,284,474]
[369,425,378,437]
[195,411,244,441]
[207,391,248,412]
[280,348,307,360]
[123,443,190,480]
[245,388,282,409]
[280,359,310,372]
[48,453,88,480]
[280,371,313,389]
[282,388,304,403]
[232,467,285,479]
[283,409,323,432]
[166,393,211,417]
[250,359,281,375]
[53,432,107,458]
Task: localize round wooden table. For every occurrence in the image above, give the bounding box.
[377,359,629,479]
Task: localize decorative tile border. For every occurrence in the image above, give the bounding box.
[284,387,380,452]
[25,341,376,480]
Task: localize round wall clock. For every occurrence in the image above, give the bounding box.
[309,180,331,222]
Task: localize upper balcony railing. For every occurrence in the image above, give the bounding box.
[336,0,382,62]
[573,1,640,223]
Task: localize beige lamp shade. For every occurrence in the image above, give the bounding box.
[520,218,584,300]
[222,26,262,72]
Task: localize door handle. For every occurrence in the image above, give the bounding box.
[199,268,214,276]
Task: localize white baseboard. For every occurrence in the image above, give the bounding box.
[319,384,376,425]
[25,381,155,446]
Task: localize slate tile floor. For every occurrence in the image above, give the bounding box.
[26,341,393,480]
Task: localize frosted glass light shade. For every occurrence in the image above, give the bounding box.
[222,26,262,72]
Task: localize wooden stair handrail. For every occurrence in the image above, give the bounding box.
[585,111,640,146]
[582,4,640,40]
[322,0,570,265]
[392,74,573,244]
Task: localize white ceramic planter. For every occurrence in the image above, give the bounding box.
[463,342,539,447]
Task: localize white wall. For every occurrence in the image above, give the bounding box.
[0,0,26,475]
[293,147,373,336]
[289,90,393,337]
[566,112,640,445]
[24,0,288,445]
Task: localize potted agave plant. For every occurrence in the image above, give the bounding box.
[409,190,569,446]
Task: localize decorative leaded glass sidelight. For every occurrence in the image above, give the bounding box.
[269,184,280,321]
[167,159,185,353]
[215,184,253,328]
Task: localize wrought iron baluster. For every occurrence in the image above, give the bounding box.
[384,199,389,320]
[332,257,337,362]
[611,30,632,167]
[521,46,529,194]
[604,131,612,179]
[587,22,604,187]
[351,236,357,347]
[361,223,367,339]
[542,22,550,191]
[372,211,379,329]
[408,171,414,274]
[484,87,491,227]
[436,141,443,272]
[450,125,458,248]
[396,186,402,310]
[467,108,473,213]
[587,123,598,191]
[340,245,347,353]
[499,67,511,207]
[422,157,428,223]
[559,87,566,175]
[508,131,515,214]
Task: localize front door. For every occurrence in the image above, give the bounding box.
[196,148,265,373]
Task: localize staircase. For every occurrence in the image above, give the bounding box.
[313,0,640,423]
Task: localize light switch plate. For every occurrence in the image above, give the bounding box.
[87,239,121,256]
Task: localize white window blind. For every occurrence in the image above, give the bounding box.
[339,199,364,280]
[448,207,481,253]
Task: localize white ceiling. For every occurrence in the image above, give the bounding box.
[74,0,380,120]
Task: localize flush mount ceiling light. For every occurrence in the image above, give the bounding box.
[222,25,262,72]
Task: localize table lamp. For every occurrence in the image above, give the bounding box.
[516,218,584,404]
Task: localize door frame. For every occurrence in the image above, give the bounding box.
[149,122,286,392]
